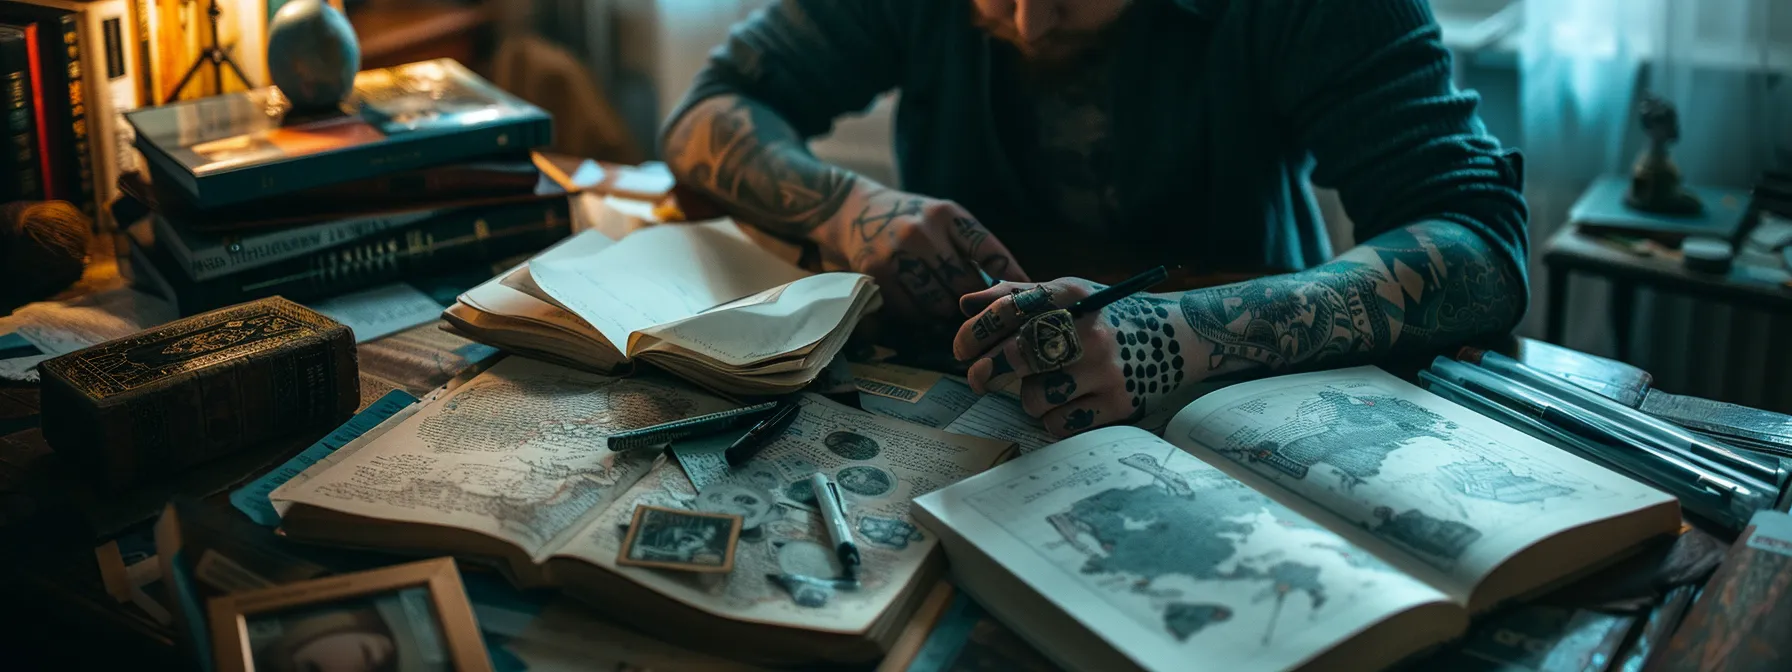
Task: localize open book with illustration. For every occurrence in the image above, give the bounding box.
[443,221,877,396]
[270,356,1010,664]
[914,367,1681,672]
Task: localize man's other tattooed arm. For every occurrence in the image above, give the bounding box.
[663,95,858,239]
[1179,221,1523,375]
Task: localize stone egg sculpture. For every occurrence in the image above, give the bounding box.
[266,0,361,110]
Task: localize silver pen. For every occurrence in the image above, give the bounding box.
[810,472,862,578]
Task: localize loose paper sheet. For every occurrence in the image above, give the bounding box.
[0,288,176,381]
[309,283,445,343]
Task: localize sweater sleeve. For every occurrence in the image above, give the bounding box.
[1264,0,1530,287]
[661,0,911,143]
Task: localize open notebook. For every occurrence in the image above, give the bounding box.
[914,367,1681,672]
[443,221,877,396]
[270,356,1011,664]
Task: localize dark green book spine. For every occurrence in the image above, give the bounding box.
[147,197,572,315]
[0,26,41,201]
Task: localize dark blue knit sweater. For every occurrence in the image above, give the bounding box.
[668,0,1528,286]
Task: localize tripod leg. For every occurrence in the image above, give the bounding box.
[221,54,253,89]
[170,56,209,100]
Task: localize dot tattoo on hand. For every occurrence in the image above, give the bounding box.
[1042,371,1077,404]
[989,352,1015,377]
[1108,296,1185,411]
[1064,408,1097,432]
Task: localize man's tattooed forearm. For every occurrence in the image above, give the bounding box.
[664,96,856,237]
[1180,223,1521,372]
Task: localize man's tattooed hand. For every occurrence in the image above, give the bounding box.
[664,95,1030,329]
[954,279,1197,438]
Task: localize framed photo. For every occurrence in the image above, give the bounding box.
[617,505,743,573]
[207,557,491,672]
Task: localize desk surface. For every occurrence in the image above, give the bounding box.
[0,251,1746,670]
[1543,225,1792,312]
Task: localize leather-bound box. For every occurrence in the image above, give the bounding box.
[39,297,357,486]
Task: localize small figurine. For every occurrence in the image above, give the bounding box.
[266,0,360,111]
[1626,95,1705,215]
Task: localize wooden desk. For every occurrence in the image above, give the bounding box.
[1542,224,1792,361]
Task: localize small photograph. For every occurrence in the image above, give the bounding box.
[824,430,882,460]
[837,465,897,497]
[617,505,743,573]
[244,585,450,672]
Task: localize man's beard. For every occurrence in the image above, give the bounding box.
[972,10,1119,72]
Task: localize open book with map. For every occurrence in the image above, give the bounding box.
[914,367,1681,672]
[443,221,877,396]
[269,356,1011,664]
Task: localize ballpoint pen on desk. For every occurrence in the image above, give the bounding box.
[810,472,863,579]
[606,401,781,453]
[724,401,802,466]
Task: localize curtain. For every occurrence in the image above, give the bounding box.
[1519,0,1792,409]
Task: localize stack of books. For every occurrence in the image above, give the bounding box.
[114,59,572,315]
[1,0,140,222]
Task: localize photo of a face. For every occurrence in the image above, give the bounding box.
[245,586,450,672]
[617,505,742,573]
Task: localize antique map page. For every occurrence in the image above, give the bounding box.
[273,356,738,560]
[1168,367,1675,597]
[916,428,1451,672]
[550,394,1012,632]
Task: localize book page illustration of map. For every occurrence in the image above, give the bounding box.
[276,357,738,558]
[552,394,1011,632]
[960,436,1438,668]
[1182,376,1605,576]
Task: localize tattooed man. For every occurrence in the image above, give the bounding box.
[663,0,1528,437]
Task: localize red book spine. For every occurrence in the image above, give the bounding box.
[20,22,52,200]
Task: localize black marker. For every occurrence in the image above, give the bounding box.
[724,401,802,466]
[606,401,779,453]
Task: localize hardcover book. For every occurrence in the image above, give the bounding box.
[270,356,1013,665]
[124,58,552,209]
[0,25,41,201]
[122,154,546,234]
[38,297,358,487]
[124,194,571,315]
[914,367,1681,672]
[0,4,85,211]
